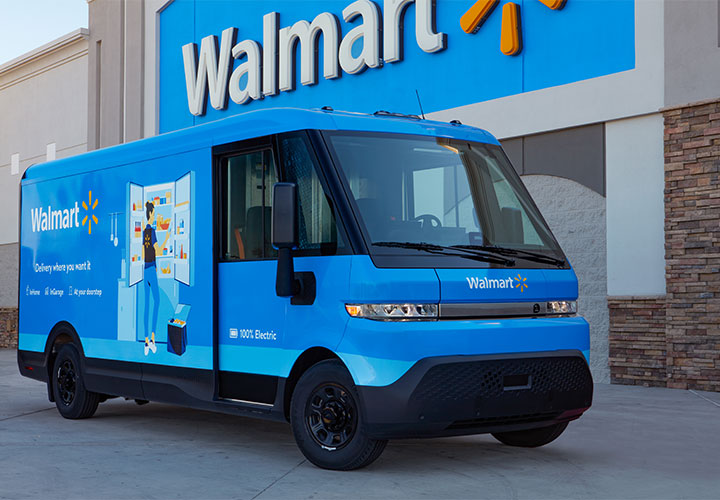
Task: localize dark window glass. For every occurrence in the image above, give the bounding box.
[324,132,565,266]
[279,132,347,256]
[220,149,278,260]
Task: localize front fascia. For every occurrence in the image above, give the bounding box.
[335,256,588,387]
[337,314,590,387]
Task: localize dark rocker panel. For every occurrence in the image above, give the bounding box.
[218,371,279,404]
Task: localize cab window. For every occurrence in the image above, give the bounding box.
[278,132,348,256]
[220,149,278,260]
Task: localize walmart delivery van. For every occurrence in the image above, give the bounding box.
[17,107,592,470]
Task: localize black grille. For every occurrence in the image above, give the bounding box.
[410,356,592,403]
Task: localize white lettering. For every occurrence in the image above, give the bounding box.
[182,27,236,116]
[415,0,446,54]
[339,0,381,74]
[263,12,279,96]
[31,208,41,232]
[229,40,262,105]
[182,1,447,111]
[51,209,62,231]
[467,276,520,291]
[254,329,278,341]
[279,12,340,91]
[384,0,446,63]
[30,201,83,233]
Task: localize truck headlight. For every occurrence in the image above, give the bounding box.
[547,301,577,315]
[345,303,438,321]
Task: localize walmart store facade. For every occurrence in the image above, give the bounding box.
[1,0,718,390]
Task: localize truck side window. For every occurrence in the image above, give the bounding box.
[279,132,346,256]
[221,149,278,260]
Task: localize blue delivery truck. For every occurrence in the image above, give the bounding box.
[17,108,592,470]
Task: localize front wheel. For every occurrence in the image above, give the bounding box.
[290,360,387,470]
[52,344,100,419]
[492,422,568,448]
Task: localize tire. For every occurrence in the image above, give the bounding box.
[290,359,387,470]
[492,421,569,448]
[52,344,100,419]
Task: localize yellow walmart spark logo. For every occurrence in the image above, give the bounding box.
[514,274,528,292]
[461,0,566,56]
[81,190,99,235]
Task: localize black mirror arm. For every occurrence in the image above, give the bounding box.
[275,247,300,297]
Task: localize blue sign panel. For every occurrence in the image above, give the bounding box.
[159,0,634,133]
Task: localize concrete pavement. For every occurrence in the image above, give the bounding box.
[1,348,719,499]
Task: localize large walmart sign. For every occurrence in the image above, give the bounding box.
[159,0,635,132]
[182,0,445,115]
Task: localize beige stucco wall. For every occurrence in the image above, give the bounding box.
[0,29,89,306]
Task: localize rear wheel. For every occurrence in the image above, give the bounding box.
[52,344,100,419]
[290,360,387,470]
[492,422,568,448]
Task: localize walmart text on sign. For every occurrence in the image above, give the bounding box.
[182,0,445,116]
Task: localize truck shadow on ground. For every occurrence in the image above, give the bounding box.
[86,397,597,471]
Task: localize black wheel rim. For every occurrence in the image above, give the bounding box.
[57,359,77,406]
[305,383,357,450]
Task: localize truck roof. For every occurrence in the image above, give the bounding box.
[22,107,500,184]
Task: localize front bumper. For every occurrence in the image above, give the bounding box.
[357,350,593,439]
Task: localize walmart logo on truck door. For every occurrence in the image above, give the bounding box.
[30,190,99,234]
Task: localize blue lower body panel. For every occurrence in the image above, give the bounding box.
[337,316,591,387]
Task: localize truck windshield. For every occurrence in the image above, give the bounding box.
[324,131,566,267]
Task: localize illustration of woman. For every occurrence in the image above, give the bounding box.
[142,201,171,355]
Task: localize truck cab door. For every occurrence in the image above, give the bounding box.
[216,143,285,404]
[277,131,353,357]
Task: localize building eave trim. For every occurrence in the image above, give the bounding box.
[0,28,89,76]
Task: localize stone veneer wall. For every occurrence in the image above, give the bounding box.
[608,297,666,387]
[610,98,720,392]
[0,307,18,349]
[663,99,720,392]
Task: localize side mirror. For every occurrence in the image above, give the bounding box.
[272,183,299,297]
[272,183,298,249]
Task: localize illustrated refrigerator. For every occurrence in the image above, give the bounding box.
[127,172,192,288]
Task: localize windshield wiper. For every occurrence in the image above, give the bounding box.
[373,242,515,266]
[451,245,566,267]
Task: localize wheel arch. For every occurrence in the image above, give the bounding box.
[283,346,343,421]
[43,321,85,402]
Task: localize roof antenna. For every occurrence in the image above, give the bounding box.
[415,89,426,120]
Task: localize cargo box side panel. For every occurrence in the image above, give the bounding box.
[19,149,213,372]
